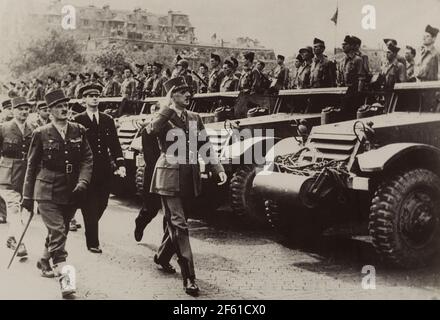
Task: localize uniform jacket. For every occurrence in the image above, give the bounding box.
[0,120,35,193]
[381,59,406,88]
[102,78,121,97]
[310,55,335,88]
[271,64,289,90]
[336,53,365,88]
[239,69,253,92]
[23,122,93,205]
[121,77,137,100]
[73,112,124,187]
[151,74,166,97]
[147,105,224,197]
[297,62,312,89]
[208,67,225,93]
[416,46,439,81]
[196,73,209,93]
[406,60,416,82]
[219,74,238,92]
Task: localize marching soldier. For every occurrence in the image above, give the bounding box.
[297,46,313,89]
[33,101,51,127]
[310,38,335,88]
[416,24,439,81]
[195,63,209,94]
[291,54,304,89]
[147,77,227,296]
[336,35,365,90]
[381,42,406,88]
[119,66,137,116]
[1,97,36,259]
[73,84,126,253]
[270,55,289,91]
[102,68,121,97]
[208,53,224,93]
[405,45,417,82]
[22,89,93,297]
[219,60,239,92]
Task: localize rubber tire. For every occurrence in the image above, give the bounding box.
[230,166,266,226]
[135,165,145,196]
[369,169,440,268]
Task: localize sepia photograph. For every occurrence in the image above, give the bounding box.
[0,0,440,306]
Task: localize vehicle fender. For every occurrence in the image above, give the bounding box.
[357,143,440,173]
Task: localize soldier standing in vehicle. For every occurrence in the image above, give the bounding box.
[291,54,304,89]
[297,46,313,89]
[150,62,166,97]
[73,84,125,253]
[230,57,241,80]
[336,36,365,90]
[404,46,417,82]
[352,36,371,87]
[416,25,439,81]
[0,97,35,259]
[208,53,224,93]
[119,66,137,116]
[238,52,255,93]
[147,77,227,296]
[195,63,209,94]
[381,42,406,89]
[102,68,121,97]
[220,60,239,92]
[310,38,335,88]
[269,55,289,91]
[22,89,93,297]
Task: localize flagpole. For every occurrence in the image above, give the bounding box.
[333,0,339,56]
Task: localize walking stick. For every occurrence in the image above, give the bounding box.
[7,208,34,269]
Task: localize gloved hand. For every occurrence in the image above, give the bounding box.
[21,198,34,213]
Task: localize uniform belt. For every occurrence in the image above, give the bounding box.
[42,163,75,174]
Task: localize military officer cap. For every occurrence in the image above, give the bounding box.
[2,99,12,109]
[45,89,70,108]
[244,51,255,62]
[135,64,145,69]
[37,101,47,110]
[176,59,189,68]
[223,59,234,69]
[405,45,416,57]
[351,36,362,46]
[386,43,400,54]
[210,53,221,62]
[313,38,325,46]
[425,24,439,37]
[153,62,163,70]
[295,54,304,62]
[200,63,208,69]
[79,84,103,97]
[104,68,114,76]
[277,54,285,60]
[11,96,32,109]
[383,38,398,46]
[299,46,313,54]
[163,76,190,94]
[230,57,239,68]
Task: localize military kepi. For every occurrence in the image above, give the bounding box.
[163,77,190,94]
[45,89,70,108]
[11,97,32,109]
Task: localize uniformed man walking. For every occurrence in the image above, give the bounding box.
[310,38,335,88]
[22,89,93,297]
[416,25,439,81]
[147,77,227,296]
[208,53,224,93]
[0,97,35,258]
[73,84,126,253]
[219,60,239,92]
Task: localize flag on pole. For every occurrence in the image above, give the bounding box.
[331,7,338,25]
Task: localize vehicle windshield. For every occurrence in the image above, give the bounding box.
[394,89,440,113]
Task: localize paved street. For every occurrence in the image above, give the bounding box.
[1,195,440,300]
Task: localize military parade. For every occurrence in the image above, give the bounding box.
[1,0,440,302]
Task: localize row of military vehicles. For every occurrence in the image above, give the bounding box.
[69,80,440,269]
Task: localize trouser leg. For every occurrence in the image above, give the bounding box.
[158,195,195,280]
[135,192,161,232]
[81,188,109,248]
[0,189,26,239]
[38,202,76,265]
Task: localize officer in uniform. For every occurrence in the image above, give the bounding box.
[405,45,417,82]
[310,38,335,88]
[416,25,439,81]
[33,101,51,127]
[147,77,227,296]
[297,46,313,89]
[102,68,121,97]
[219,60,239,92]
[208,53,224,93]
[73,84,126,253]
[22,89,93,297]
[0,97,35,258]
[381,42,406,88]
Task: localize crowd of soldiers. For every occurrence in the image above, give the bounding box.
[0,24,439,299]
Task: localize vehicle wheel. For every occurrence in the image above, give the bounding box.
[230,166,266,226]
[135,165,145,196]
[265,200,322,244]
[369,169,440,268]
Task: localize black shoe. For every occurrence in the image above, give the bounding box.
[134,222,144,242]
[37,259,55,278]
[183,279,200,297]
[154,254,176,274]
[88,247,102,254]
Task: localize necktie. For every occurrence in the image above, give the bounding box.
[92,114,98,128]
